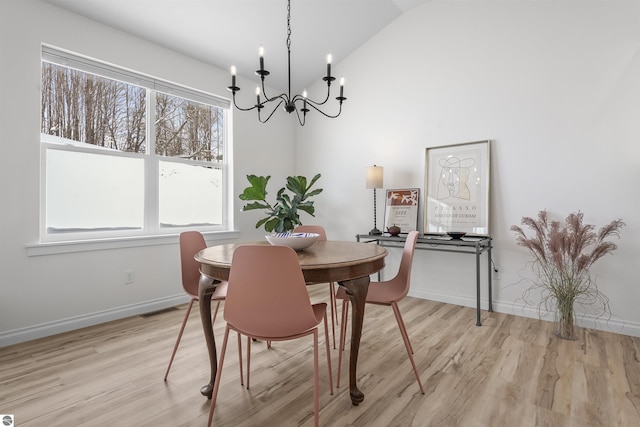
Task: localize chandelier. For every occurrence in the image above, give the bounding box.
[227,0,346,126]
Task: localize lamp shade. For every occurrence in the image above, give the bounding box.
[366,165,383,189]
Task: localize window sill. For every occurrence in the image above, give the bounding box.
[26,230,241,256]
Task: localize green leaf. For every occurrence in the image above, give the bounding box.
[286,176,307,196]
[238,175,270,201]
[297,203,315,216]
[256,217,271,229]
[304,188,323,199]
[307,173,321,189]
[278,191,293,208]
[241,201,270,211]
[264,217,280,233]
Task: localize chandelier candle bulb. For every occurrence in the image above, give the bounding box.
[339,78,345,98]
[230,66,236,87]
[256,87,261,105]
[326,53,332,78]
[259,46,265,72]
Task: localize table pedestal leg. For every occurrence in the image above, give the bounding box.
[198,273,217,398]
[339,275,370,406]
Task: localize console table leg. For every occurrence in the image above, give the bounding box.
[476,248,482,326]
[488,244,494,312]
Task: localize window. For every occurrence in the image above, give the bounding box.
[40,46,230,242]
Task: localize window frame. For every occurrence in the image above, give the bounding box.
[38,45,234,248]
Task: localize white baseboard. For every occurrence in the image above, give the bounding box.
[0,294,189,348]
[408,289,640,338]
[6,289,639,348]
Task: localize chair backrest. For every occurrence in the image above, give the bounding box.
[179,231,207,298]
[390,230,419,300]
[293,225,327,241]
[224,244,320,338]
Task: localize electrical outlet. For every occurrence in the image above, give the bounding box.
[125,270,135,284]
[493,266,502,280]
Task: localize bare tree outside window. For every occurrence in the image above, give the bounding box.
[155,93,224,162]
[41,62,147,152]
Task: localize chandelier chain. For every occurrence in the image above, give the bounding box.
[287,0,291,52]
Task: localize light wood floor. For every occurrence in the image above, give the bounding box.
[2,285,640,427]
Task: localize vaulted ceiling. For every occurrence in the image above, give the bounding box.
[43,0,432,94]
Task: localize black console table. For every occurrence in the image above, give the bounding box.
[356,233,493,326]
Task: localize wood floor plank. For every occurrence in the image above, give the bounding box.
[2,286,640,426]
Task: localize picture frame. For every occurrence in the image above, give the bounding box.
[384,188,419,233]
[424,140,491,235]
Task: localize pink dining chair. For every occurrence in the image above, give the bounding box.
[164,231,229,381]
[208,244,333,427]
[335,230,425,394]
[294,224,338,349]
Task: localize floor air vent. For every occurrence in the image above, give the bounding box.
[140,307,178,318]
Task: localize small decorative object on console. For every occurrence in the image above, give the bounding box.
[446,231,467,240]
[387,225,401,236]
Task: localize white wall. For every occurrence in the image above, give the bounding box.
[297,1,640,336]
[0,0,294,346]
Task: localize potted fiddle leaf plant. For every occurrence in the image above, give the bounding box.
[511,210,624,340]
[239,173,322,233]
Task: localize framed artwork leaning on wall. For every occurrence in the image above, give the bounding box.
[424,140,491,236]
[384,188,419,233]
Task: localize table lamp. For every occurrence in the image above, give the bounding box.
[366,165,383,235]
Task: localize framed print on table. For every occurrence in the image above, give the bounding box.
[424,140,491,236]
[384,188,419,233]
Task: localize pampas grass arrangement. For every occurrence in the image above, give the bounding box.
[511,210,625,339]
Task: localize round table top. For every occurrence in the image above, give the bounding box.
[196,240,388,283]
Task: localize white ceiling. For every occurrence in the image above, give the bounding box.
[43,0,431,94]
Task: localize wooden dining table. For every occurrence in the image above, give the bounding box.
[195,240,387,406]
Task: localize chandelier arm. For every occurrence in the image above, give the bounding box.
[259,79,281,104]
[257,99,285,123]
[231,91,289,115]
[232,93,261,112]
[292,87,331,107]
[303,99,344,119]
[261,85,291,105]
[293,107,306,126]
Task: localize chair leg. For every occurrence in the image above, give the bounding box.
[313,329,320,427]
[212,300,221,324]
[392,301,414,354]
[237,332,244,386]
[336,299,349,388]
[246,335,252,389]
[391,302,425,394]
[163,298,194,381]
[322,310,334,395]
[209,325,231,426]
